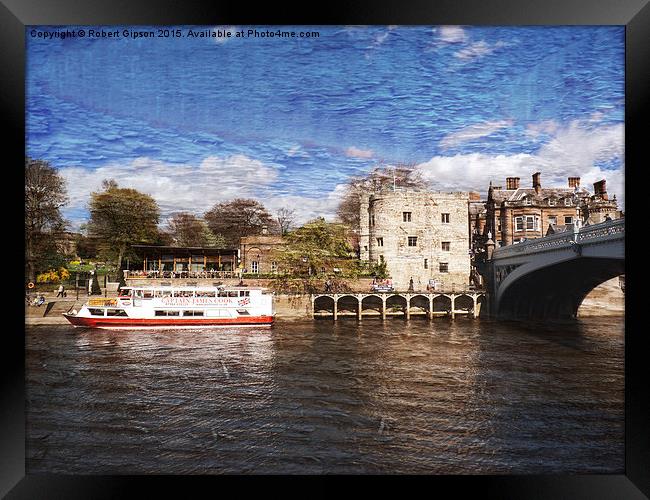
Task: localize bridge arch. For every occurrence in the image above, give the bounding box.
[361,295,383,314]
[432,295,452,312]
[336,295,360,316]
[385,294,407,316]
[496,257,624,320]
[409,294,430,315]
[313,295,335,314]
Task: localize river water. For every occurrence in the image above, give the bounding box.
[26,316,624,474]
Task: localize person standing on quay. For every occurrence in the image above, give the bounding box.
[56,284,65,297]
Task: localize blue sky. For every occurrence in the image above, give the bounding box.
[26,25,625,228]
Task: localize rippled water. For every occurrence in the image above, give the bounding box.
[26,317,624,474]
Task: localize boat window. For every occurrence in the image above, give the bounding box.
[240,291,250,297]
[106,309,128,317]
[134,289,144,298]
[88,308,105,316]
[182,310,204,316]
[175,290,194,297]
[206,309,230,317]
[143,290,154,299]
[155,310,180,316]
[228,291,238,297]
[196,291,216,297]
[237,309,250,315]
[218,290,229,297]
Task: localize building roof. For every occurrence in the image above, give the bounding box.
[131,245,237,253]
[490,186,592,204]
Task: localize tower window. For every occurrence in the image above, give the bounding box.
[403,212,412,222]
[441,213,450,223]
[376,237,384,247]
[441,242,450,251]
[408,236,417,247]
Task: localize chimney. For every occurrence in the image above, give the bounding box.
[261,225,268,235]
[532,172,541,195]
[469,191,481,201]
[593,179,608,200]
[506,177,520,190]
[568,177,580,188]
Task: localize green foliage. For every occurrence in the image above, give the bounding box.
[87,180,160,269]
[276,217,354,276]
[25,157,69,282]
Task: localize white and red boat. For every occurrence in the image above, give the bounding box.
[63,285,275,329]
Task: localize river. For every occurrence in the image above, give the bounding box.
[26,316,624,474]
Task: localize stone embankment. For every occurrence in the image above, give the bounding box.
[25,277,624,325]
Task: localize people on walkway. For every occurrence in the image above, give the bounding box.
[408,277,414,292]
[56,284,65,297]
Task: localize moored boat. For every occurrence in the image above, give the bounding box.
[63,285,274,329]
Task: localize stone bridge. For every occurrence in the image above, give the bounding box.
[482,218,624,320]
[311,291,486,320]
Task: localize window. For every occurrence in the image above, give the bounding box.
[408,236,417,247]
[525,215,536,231]
[237,309,251,315]
[88,308,105,316]
[424,259,428,269]
[565,216,573,224]
[155,310,180,316]
[439,262,449,273]
[228,291,238,297]
[370,215,375,226]
[564,198,572,206]
[240,290,250,297]
[106,309,128,317]
[441,242,450,251]
[376,237,384,247]
[182,310,204,317]
[523,197,532,205]
[515,216,524,231]
[548,216,557,225]
[548,198,556,206]
[251,261,259,274]
[143,290,154,299]
[441,213,450,223]
[196,291,216,297]
[403,212,412,222]
[271,261,277,273]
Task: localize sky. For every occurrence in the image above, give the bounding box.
[26,25,625,229]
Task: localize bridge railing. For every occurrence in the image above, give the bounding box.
[492,218,624,258]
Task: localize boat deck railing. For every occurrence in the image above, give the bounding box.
[126,270,238,280]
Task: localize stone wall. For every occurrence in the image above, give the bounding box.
[361,190,470,289]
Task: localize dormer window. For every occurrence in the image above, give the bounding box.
[523,196,532,205]
[564,198,572,206]
[548,198,556,206]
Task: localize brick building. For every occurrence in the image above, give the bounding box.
[359,189,471,290]
[239,227,285,275]
[485,173,619,247]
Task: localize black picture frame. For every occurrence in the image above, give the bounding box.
[5,0,647,497]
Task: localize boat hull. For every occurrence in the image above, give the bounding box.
[63,313,274,329]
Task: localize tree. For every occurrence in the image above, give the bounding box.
[204,198,277,248]
[274,217,353,276]
[166,212,226,248]
[336,163,427,229]
[86,179,160,270]
[25,157,69,283]
[276,207,296,236]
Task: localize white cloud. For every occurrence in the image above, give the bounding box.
[455,40,507,60]
[440,120,513,149]
[345,146,374,158]
[59,154,279,223]
[525,120,560,138]
[435,26,467,44]
[416,119,624,208]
